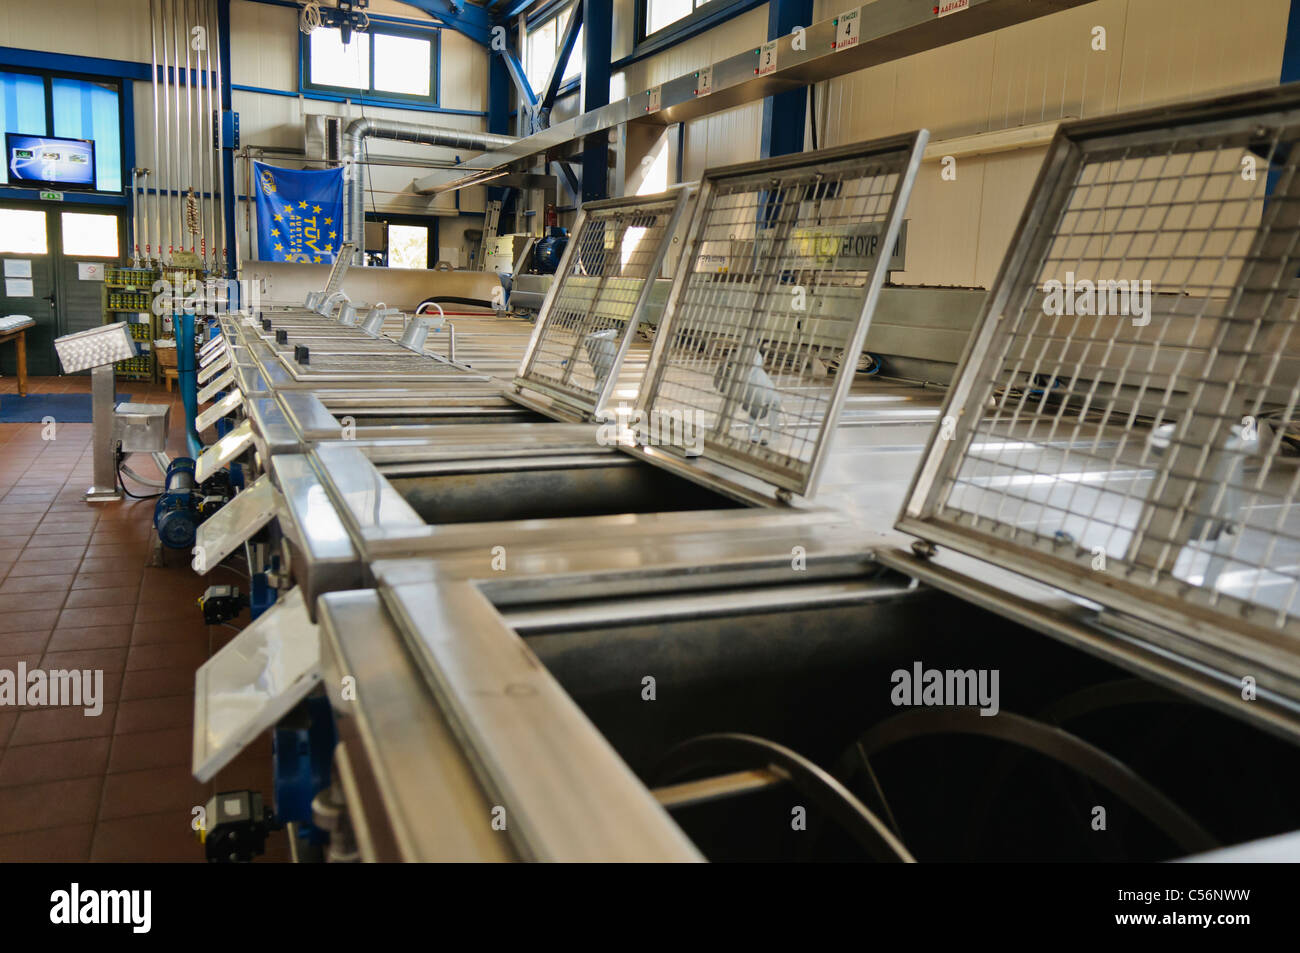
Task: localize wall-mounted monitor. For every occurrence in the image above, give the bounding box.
[5,133,97,191]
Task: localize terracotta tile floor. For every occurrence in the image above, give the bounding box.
[0,375,288,862]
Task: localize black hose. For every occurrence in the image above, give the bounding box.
[116,455,163,500]
[417,295,494,310]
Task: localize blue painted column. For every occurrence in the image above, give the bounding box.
[760,0,812,159]
[178,310,200,456]
[581,0,613,200]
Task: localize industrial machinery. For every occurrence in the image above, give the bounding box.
[180,85,1300,863]
[152,458,233,549]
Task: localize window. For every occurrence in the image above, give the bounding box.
[640,0,729,43]
[387,223,428,269]
[525,5,583,94]
[61,211,118,257]
[0,70,123,192]
[303,26,439,104]
[0,209,48,254]
[373,34,432,97]
[52,78,122,194]
[309,29,370,90]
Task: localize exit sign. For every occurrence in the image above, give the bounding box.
[39,190,63,202]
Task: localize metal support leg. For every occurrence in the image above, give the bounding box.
[86,364,122,502]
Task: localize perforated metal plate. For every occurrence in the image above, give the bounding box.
[515,190,690,417]
[635,133,927,497]
[900,85,1300,683]
[323,241,356,297]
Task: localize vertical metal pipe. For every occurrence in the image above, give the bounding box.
[233,150,244,270]
[199,0,213,273]
[130,168,141,266]
[159,0,172,261]
[172,0,184,259]
[149,0,160,264]
[211,0,228,273]
[182,0,194,253]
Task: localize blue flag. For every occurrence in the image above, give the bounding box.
[254,161,344,264]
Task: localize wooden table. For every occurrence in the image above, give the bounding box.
[0,323,31,397]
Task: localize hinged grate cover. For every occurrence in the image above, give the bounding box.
[634,133,927,497]
[900,85,1300,682]
[515,190,690,417]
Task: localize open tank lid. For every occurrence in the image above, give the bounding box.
[513,188,693,421]
[627,133,928,502]
[897,83,1300,699]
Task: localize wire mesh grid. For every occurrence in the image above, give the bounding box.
[323,242,355,297]
[904,89,1300,656]
[517,192,688,414]
[637,134,926,496]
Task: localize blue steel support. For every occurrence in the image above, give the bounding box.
[1267,1,1300,197]
[539,2,583,120]
[487,38,512,218]
[580,0,612,201]
[760,0,811,159]
[392,0,493,45]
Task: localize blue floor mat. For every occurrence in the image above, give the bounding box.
[0,392,132,423]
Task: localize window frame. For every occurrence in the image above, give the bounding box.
[524,2,584,96]
[301,24,441,107]
[633,0,753,53]
[0,65,126,196]
[364,211,438,269]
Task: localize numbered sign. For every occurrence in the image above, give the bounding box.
[695,65,713,96]
[757,40,778,76]
[646,85,662,114]
[834,8,861,50]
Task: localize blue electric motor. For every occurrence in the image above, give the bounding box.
[534,226,569,274]
[153,457,233,549]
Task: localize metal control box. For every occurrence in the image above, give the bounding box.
[112,402,171,453]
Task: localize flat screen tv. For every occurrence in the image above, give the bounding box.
[5,133,97,191]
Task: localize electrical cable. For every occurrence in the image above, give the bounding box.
[116,456,164,500]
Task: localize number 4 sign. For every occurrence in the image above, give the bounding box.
[833,8,860,50]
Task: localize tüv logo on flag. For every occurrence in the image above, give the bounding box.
[253,161,344,265]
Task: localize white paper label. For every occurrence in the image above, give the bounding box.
[5,278,34,297]
[78,262,104,281]
[646,85,662,114]
[935,0,969,17]
[834,8,861,50]
[757,40,778,77]
[4,259,32,278]
[695,65,713,96]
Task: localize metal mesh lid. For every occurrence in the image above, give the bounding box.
[634,133,927,498]
[900,84,1300,683]
[514,190,690,418]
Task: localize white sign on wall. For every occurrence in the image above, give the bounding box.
[834,9,861,50]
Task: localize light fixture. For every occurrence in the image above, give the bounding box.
[53,322,140,502]
[53,322,136,374]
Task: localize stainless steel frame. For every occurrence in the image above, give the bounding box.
[899,83,1300,694]
[634,133,928,499]
[513,189,690,420]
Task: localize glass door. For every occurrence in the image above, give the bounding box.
[0,203,122,377]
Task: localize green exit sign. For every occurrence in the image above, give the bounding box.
[39,190,63,202]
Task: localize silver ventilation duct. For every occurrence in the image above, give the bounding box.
[342,119,517,265]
